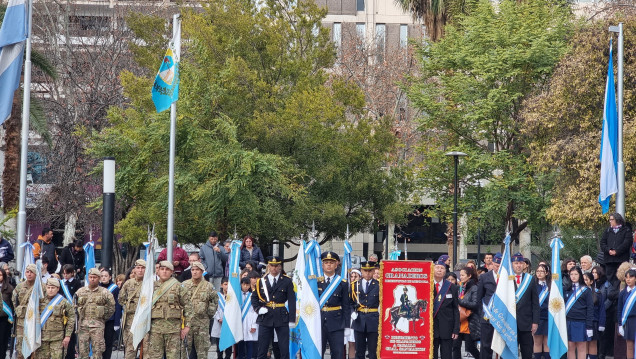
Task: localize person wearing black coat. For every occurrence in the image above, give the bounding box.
[454,266,480,359]
[594,265,617,359]
[600,213,633,288]
[476,252,502,359]
[432,259,459,359]
[239,235,266,270]
[512,253,540,359]
[59,240,85,280]
[317,251,350,359]
[533,263,551,359]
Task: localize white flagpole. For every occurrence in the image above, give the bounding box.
[16,0,34,275]
[610,23,624,216]
[166,14,180,262]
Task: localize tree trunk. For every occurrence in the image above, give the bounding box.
[2,93,22,212]
[63,212,77,246]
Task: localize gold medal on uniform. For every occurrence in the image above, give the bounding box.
[438,294,441,301]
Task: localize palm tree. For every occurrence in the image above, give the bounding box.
[1,4,57,215]
[395,0,476,42]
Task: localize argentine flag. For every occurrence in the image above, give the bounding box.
[599,38,618,214]
[292,240,322,358]
[83,241,96,287]
[0,0,28,124]
[129,238,155,348]
[547,237,568,359]
[19,241,34,281]
[21,260,43,357]
[341,240,352,279]
[490,235,518,359]
[219,240,244,350]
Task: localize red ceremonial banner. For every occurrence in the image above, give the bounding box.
[378,260,433,359]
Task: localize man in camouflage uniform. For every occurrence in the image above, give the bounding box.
[74,267,116,359]
[182,261,217,359]
[35,278,75,359]
[149,261,192,359]
[12,263,37,359]
[118,259,146,359]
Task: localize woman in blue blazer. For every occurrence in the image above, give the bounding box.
[533,263,550,359]
[618,269,636,359]
[583,272,605,359]
[565,266,594,359]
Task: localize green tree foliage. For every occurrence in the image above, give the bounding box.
[522,17,636,229]
[408,0,571,244]
[88,0,410,246]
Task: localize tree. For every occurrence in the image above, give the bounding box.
[521,16,636,228]
[395,0,477,41]
[407,0,571,244]
[88,0,410,252]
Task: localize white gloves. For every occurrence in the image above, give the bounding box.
[619,325,625,337]
[599,326,605,332]
[586,330,593,338]
[258,307,268,315]
[351,312,358,320]
[289,322,296,328]
[344,328,353,338]
[114,326,120,331]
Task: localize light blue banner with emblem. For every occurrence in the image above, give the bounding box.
[40,294,63,328]
[490,235,518,359]
[151,21,180,113]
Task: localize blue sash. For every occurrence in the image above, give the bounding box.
[538,285,549,306]
[2,300,13,324]
[217,292,226,312]
[565,286,587,314]
[621,288,636,325]
[59,279,73,303]
[241,292,252,321]
[433,280,451,318]
[515,274,532,303]
[319,275,342,309]
[107,283,118,293]
[40,294,64,328]
[482,299,493,321]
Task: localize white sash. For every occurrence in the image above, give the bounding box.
[621,287,636,325]
[565,286,587,314]
[217,292,226,312]
[40,294,64,328]
[319,275,342,309]
[261,278,271,302]
[515,274,532,303]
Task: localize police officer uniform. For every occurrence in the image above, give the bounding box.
[251,256,296,359]
[350,261,380,359]
[512,253,539,359]
[318,251,350,359]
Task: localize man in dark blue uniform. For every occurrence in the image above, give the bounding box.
[512,252,539,359]
[318,251,350,359]
[476,252,502,359]
[432,258,459,359]
[251,256,296,359]
[350,261,380,359]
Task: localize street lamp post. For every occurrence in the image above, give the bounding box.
[445,151,467,270]
[102,157,115,270]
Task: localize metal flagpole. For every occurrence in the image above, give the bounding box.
[166,14,181,262]
[16,0,34,275]
[609,23,624,216]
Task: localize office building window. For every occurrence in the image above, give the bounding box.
[400,24,408,48]
[375,24,385,63]
[357,0,364,12]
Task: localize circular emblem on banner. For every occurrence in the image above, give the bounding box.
[226,292,233,303]
[27,308,34,320]
[140,295,147,306]
[549,297,564,313]
[302,303,317,318]
[552,274,560,281]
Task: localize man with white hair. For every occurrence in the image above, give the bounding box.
[580,255,594,274]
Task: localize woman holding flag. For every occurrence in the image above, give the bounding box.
[532,263,550,359]
[617,268,636,359]
[565,266,594,359]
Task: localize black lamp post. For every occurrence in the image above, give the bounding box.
[102,157,115,270]
[445,151,467,269]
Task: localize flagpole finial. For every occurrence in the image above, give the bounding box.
[233,225,238,241]
[345,225,351,241]
[310,222,317,241]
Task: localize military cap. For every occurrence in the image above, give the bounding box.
[159,260,174,271]
[438,254,450,262]
[493,252,503,264]
[191,261,205,271]
[135,259,147,267]
[511,252,524,262]
[321,251,340,262]
[46,278,60,288]
[267,256,282,265]
[25,263,37,274]
[88,268,101,277]
[360,261,377,270]
[434,258,447,266]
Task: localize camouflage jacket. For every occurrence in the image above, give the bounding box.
[182,279,217,328]
[39,295,75,341]
[119,278,143,316]
[150,278,192,334]
[74,285,115,328]
[11,280,34,330]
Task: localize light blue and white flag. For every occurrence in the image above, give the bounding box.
[151,19,180,113]
[20,241,34,280]
[21,260,43,357]
[292,240,322,359]
[83,241,95,287]
[0,0,28,124]
[219,240,243,351]
[599,38,619,214]
[129,237,155,348]
[389,249,402,260]
[490,235,518,359]
[341,240,352,279]
[548,237,568,359]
